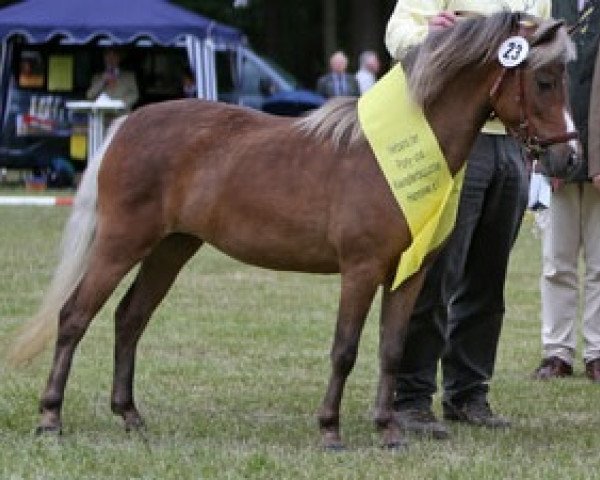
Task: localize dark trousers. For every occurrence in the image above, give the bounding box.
[394,133,528,410]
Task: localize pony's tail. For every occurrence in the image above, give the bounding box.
[7,116,128,366]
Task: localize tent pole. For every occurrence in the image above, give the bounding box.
[185,35,205,99]
[202,38,217,101]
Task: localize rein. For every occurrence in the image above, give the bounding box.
[488,24,578,161]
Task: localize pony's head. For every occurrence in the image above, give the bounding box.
[407,11,579,178]
[489,15,579,178]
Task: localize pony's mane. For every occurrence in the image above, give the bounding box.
[297,11,576,148]
[406,11,576,106]
[295,97,363,149]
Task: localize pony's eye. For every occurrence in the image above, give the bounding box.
[537,78,556,91]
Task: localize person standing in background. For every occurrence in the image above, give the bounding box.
[355,50,381,94]
[316,51,360,98]
[533,0,600,382]
[386,0,551,440]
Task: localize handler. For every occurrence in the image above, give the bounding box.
[386,0,550,439]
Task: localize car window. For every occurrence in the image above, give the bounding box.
[216,50,236,94]
[261,57,299,90]
[240,56,270,95]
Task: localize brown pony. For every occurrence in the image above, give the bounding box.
[9,12,576,449]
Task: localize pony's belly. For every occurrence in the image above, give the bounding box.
[207,236,340,274]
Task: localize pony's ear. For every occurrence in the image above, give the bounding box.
[530,19,565,46]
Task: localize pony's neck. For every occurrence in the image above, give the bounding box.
[424,63,500,175]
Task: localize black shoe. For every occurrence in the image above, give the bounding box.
[394,408,450,440]
[532,356,573,380]
[443,400,510,429]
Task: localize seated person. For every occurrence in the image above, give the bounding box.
[86,49,139,110]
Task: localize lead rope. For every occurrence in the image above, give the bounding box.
[568,1,596,35]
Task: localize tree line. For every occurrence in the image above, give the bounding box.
[174,0,397,89]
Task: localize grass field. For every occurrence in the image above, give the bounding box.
[1,205,598,479]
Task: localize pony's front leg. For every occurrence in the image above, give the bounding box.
[318,269,379,450]
[374,268,427,449]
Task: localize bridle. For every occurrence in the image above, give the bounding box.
[488,22,579,162]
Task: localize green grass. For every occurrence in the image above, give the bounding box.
[0,207,598,479]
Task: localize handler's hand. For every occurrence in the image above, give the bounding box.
[592,174,600,191]
[428,11,458,31]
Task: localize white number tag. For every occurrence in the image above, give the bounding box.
[498,36,530,68]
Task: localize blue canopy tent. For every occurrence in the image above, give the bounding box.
[0,0,244,99]
[0,0,245,169]
[0,0,241,45]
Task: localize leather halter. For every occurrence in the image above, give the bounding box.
[488,24,579,160]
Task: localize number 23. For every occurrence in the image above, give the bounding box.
[503,42,523,61]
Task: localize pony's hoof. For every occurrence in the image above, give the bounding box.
[381,439,408,451]
[124,417,146,432]
[323,443,346,452]
[122,410,146,432]
[34,425,62,436]
[321,429,344,451]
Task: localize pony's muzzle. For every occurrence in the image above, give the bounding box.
[538,142,582,179]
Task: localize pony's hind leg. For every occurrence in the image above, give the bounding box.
[38,235,153,434]
[318,267,379,450]
[110,234,202,431]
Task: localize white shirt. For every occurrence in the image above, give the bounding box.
[355,68,376,94]
[385,0,551,60]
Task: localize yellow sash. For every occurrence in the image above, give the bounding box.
[357,64,465,290]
